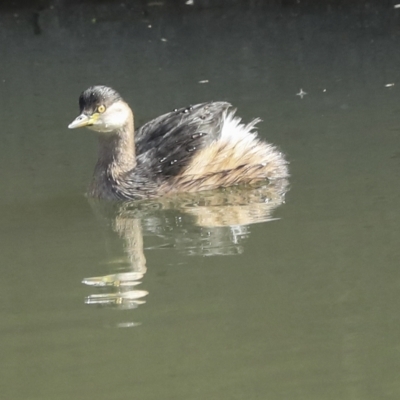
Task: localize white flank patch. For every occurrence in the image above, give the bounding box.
[220,110,259,147]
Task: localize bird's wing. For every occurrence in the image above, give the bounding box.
[134,102,231,179]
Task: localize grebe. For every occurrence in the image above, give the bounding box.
[68,86,288,200]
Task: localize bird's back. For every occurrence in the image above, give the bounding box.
[132,101,288,196]
[134,102,230,179]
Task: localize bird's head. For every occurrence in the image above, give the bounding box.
[68,86,131,133]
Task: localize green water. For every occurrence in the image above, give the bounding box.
[1,1,400,399]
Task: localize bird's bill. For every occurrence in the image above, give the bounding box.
[68,113,98,129]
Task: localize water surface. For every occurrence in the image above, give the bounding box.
[1,1,400,399]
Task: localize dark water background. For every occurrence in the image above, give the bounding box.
[1,1,400,399]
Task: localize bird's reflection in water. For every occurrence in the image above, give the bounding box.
[83,178,288,326]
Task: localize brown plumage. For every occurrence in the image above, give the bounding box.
[68,86,288,201]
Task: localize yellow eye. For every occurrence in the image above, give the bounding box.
[97,105,106,113]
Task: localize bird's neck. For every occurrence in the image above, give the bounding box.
[96,112,136,180]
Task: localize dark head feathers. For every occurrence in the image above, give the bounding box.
[79,86,123,113]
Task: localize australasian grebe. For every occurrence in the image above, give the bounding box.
[68,86,288,200]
